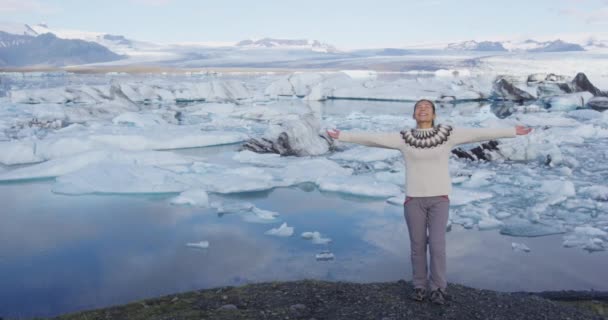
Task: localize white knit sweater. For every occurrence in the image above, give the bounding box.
[337,124,517,197]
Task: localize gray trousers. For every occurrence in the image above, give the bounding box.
[403,195,450,291]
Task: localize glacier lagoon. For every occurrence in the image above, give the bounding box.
[0,71,607,317]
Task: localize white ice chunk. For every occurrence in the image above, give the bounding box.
[450,188,494,206]
[242,207,281,223]
[532,180,576,213]
[461,170,496,188]
[543,92,593,111]
[563,226,607,251]
[52,163,189,195]
[329,146,401,162]
[511,242,531,253]
[500,218,565,237]
[264,222,294,237]
[301,231,332,245]
[112,112,168,127]
[478,217,504,230]
[170,189,210,207]
[0,150,193,182]
[186,241,210,249]
[579,185,608,201]
[315,250,335,261]
[317,175,402,198]
[232,150,285,168]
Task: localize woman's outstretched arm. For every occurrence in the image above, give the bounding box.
[449,125,532,146]
[327,129,403,150]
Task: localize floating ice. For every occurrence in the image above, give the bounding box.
[317,175,402,198]
[264,222,294,237]
[450,188,494,206]
[461,170,496,188]
[579,185,608,201]
[478,217,504,230]
[511,242,531,253]
[563,226,607,252]
[112,112,168,127]
[242,207,281,224]
[170,189,210,207]
[315,250,335,261]
[52,163,189,195]
[541,92,593,111]
[0,127,248,165]
[210,201,255,214]
[0,150,194,182]
[10,80,251,105]
[329,146,401,162]
[186,241,210,249]
[301,231,332,245]
[232,150,285,168]
[386,193,407,206]
[500,218,565,237]
[532,180,576,213]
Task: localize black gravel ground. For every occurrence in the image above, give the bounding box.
[50,280,606,320]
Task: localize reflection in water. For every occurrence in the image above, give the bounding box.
[1,180,607,318]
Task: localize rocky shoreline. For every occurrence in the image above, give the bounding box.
[47,280,607,320]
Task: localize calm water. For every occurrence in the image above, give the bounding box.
[1,172,607,318]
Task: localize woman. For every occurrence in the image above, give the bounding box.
[326,99,532,305]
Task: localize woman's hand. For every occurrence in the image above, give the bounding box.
[516,125,532,135]
[326,129,340,139]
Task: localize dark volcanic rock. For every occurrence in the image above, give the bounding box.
[493,78,536,101]
[572,72,607,97]
[587,97,608,111]
[54,279,605,320]
[451,140,500,161]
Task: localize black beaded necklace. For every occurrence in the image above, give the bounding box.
[400,124,453,149]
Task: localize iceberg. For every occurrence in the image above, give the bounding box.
[264,222,294,237]
[511,242,531,253]
[301,231,332,245]
[170,189,210,207]
[317,175,402,198]
[563,226,607,252]
[315,250,335,261]
[186,241,210,249]
[500,218,565,237]
[579,185,608,201]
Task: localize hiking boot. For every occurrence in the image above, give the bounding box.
[429,288,447,305]
[409,287,427,302]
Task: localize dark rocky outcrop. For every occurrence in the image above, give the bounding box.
[587,97,608,111]
[452,140,500,161]
[493,78,536,101]
[571,73,607,97]
[0,32,124,67]
[241,114,332,156]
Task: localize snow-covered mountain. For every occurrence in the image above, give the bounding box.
[446,40,508,52]
[236,38,339,53]
[0,31,123,67]
[446,39,587,52]
[25,23,164,55]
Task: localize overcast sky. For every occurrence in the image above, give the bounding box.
[0,0,607,48]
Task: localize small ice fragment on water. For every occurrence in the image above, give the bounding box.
[500,218,565,237]
[264,222,294,237]
[186,241,210,249]
[563,226,607,251]
[252,207,280,220]
[511,242,531,253]
[170,189,209,207]
[478,217,503,230]
[315,250,335,261]
[579,185,608,201]
[301,231,332,244]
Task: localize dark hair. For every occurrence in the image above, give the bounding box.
[412,99,436,127]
